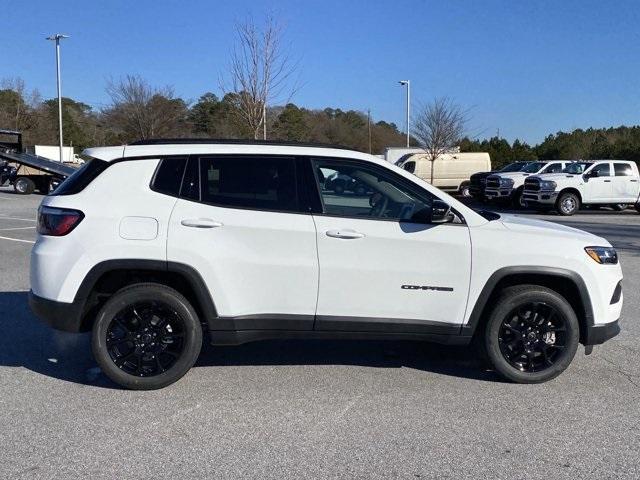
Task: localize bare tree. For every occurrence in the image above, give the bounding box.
[104,75,188,141]
[221,15,299,140]
[412,97,468,184]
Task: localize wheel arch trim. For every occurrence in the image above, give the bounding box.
[74,259,217,331]
[461,266,594,338]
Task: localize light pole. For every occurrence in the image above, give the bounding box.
[399,80,410,147]
[46,34,69,162]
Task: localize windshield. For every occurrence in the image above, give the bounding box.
[500,162,529,173]
[563,162,592,174]
[520,162,546,173]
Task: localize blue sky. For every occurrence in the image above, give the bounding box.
[2,0,639,144]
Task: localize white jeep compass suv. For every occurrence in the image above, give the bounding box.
[29,140,623,389]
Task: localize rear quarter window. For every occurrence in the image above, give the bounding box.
[51,158,109,196]
[150,157,188,196]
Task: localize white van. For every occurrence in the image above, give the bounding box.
[397,152,491,196]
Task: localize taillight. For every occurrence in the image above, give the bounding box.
[37,206,84,236]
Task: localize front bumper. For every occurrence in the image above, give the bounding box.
[485,187,514,200]
[29,291,85,333]
[522,190,558,205]
[584,319,620,345]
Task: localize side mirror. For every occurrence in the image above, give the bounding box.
[431,199,453,223]
[410,200,453,224]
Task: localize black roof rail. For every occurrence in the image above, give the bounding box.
[128,138,357,151]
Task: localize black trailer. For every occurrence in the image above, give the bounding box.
[0,130,76,194]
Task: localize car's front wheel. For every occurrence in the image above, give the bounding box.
[556,192,580,216]
[483,285,579,383]
[92,283,203,390]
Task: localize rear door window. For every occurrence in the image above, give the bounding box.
[199,156,300,212]
[614,163,633,176]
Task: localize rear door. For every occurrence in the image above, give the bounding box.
[307,156,472,333]
[612,162,640,202]
[167,155,318,330]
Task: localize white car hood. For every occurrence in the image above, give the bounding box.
[530,173,580,181]
[499,214,608,245]
[490,172,531,179]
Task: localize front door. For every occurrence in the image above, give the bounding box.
[167,155,318,330]
[584,163,613,202]
[308,157,472,333]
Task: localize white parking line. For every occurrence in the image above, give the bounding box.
[0,235,35,244]
[0,226,35,231]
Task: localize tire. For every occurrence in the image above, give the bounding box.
[483,285,579,383]
[511,188,524,209]
[460,184,472,198]
[611,204,627,211]
[92,283,203,390]
[14,177,35,195]
[556,192,580,216]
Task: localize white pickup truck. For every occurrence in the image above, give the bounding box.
[522,160,640,215]
[484,161,570,207]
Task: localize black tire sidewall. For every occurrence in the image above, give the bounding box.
[484,287,580,383]
[14,177,34,194]
[92,284,202,390]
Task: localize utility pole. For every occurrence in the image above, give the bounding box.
[263,103,267,140]
[399,80,410,147]
[46,34,69,162]
[367,109,372,154]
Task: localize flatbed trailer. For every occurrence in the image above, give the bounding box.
[0,130,76,194]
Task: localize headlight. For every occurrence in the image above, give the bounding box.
[540,180,557,190]
[499,177,514,187]
[585,246,618,264]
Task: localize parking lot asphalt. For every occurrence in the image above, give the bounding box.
[0,186,639,479]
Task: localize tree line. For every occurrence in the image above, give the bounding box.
[459,126,640,168]
[0,76,408,154]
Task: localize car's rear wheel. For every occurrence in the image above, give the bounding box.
[14,177,35,195]
[92,283,202,390]
[483,285,579,383]
[556,192,580,216]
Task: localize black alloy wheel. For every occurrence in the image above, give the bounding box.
[484,285,579,383]
[498,302,566,373]
[106,301,186,377]
[92,283,202,390]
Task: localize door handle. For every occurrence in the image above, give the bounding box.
[180,218,223,228]
[326,229,365,239]
[630,179,638,183]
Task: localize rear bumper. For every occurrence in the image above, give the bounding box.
[29,291,85,333]
[584,319,620,346]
